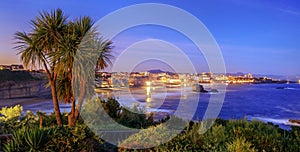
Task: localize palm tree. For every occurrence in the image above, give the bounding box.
[15,9,68,126]
[53,16,113,126]
[15,9,114,127]
[73,37,113,123]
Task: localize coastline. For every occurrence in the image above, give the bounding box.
[0,97,51,108]
[1,83,300,129]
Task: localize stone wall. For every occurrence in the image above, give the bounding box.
[0,80,50,99]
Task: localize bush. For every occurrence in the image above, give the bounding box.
[0,105,23,121]
[3,125,104,152]
[47,125,104,151]
[226,137,257,152]
[0,106,39,134]
[1,102,300,151]
[118,105,155,129]
[132,119,300,152]
[119,124,179,149]
[3,127,52,152]
[81,98,156,130]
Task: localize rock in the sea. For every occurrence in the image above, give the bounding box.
[211,89,219,93]
[192,84,208,93]
[289,119,300,125]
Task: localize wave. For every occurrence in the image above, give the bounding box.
[285,87,298,90]
[275,106,300,115]
[249,116,300,127]
[146,108,173,113]
[276,87,300,90]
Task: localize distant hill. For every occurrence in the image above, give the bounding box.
[253,74,299,81]
[147,69,165,74]
[147,69,175,75]
[226,72,299,81]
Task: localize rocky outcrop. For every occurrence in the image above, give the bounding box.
[211,89,219,93]
[0,80,50,99]
[289,119,300,125]
[192,84,208,93]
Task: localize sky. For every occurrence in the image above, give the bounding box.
[0,0,299,75]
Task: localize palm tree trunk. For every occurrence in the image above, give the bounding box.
[43,61,63,126]
[68,96,76,127]
[74,77,86,121]
[50,80,63,126]
[67,71,77,127]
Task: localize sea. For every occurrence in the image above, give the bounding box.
[21,83,300,129]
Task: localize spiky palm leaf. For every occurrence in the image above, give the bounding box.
[14,8,69,126]
[14,32,45,69]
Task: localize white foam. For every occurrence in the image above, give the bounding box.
[285,87,297,90]
[250,116,300,127]
[146,108,173,113]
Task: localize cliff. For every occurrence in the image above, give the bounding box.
[0,80,50,99]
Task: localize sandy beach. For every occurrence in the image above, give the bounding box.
[0,97,51,108]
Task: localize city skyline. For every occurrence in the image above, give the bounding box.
[0,0,299,75]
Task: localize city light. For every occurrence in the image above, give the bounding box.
[146,81,151,86]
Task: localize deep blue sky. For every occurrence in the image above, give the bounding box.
[0,0,299,75]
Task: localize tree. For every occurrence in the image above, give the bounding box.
[49,16,113,126]
[15,9,113,127]
[15,9,69,126]
[73,36,113,125]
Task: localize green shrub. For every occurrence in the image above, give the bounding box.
[82,98,155,130]
[3,127,52,152]
[150,119,300,152]
[0,109,39,134]
[289,126,300,150]
[119,124,179,150]
[226,137,257,152]
[118,105,155,129]
[1,101,300,151]
[36,111,69,127]
[3,125,104,152]
[0,105,23,121]
[46,125,104,151]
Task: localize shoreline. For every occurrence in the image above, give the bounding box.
[1,83,300,129]
[0,97,51,108]
[0,96,299,129]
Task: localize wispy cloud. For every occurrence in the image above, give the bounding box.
[279,8,300,16]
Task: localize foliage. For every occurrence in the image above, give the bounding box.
[46,125,104,151]
[119,124,179,150]
[2,121,104,152]
[3,127,52,152]
[37,111,70,127]
[0,105,23,121]
[1,104,300,151]
[226,137,257,152]
[82,98,156,130]
[118,105,155,129]
[121,118,300,152]
[0,110,38,134]
[14,8,114,126]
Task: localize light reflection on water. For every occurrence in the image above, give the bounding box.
[19,83,300,129]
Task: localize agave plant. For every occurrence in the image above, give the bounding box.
[3,127,52,152]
